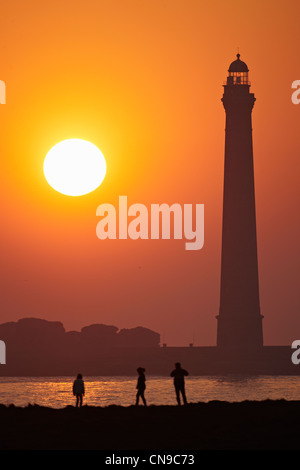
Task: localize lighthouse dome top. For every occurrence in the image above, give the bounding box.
[228,53,249,73]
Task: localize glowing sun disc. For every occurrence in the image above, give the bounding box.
[44,139,106,196]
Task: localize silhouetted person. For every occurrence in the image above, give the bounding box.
[73,373,85,407]
[135,367,147,406]
[170,362,188,405]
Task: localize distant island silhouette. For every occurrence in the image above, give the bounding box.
[0,317,299,376]
[0,317,161,376]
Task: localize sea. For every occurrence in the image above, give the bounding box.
[1,375,300,408]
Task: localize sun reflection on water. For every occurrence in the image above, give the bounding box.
[1,376,300,408]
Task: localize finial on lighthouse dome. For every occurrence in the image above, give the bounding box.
[228,53,249,73]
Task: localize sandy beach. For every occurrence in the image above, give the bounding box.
[1,400,300,450]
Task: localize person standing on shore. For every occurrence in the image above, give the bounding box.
[170,362,189,406]
[73,373,85,407]
[135,367,147,406]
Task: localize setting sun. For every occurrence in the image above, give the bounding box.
[43,139,106,196]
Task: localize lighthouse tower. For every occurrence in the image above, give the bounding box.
[216,54,263,350]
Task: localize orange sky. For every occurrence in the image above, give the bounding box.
[0,0,299,345]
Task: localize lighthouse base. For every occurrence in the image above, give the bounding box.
[216,314,264,350]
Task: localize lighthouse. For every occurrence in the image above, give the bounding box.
[216,54,263,350]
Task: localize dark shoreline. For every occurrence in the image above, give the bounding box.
[1,400,300,450]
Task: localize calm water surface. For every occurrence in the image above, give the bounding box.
[1,376,300,408]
